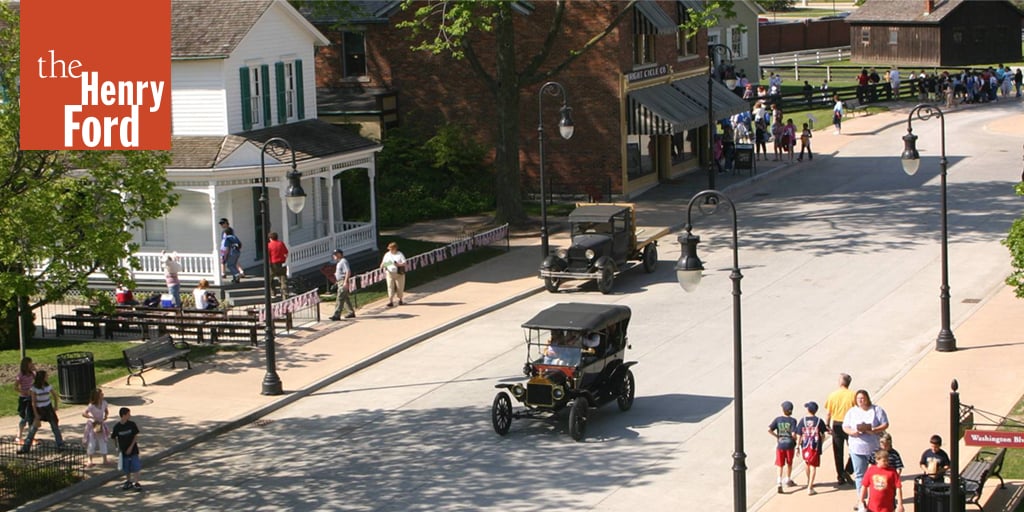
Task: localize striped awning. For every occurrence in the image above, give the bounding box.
[634,1,678,35]
[627,75,751,135]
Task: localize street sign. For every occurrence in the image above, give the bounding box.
[963,430,1024,448]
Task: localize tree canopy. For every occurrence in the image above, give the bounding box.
[0,4,177,346]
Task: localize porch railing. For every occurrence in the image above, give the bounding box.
[288,222,375,272]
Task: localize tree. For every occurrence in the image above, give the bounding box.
[397,0,735,225]
[0,4,178,349]
[756,0,796,13]
[1003,180,1024,298]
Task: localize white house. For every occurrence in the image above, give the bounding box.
[134,0,381,287]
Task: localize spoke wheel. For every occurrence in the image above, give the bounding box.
[568,396,588,442]
[597,263,615,294]
[544,277,561,293]
[617,369,636,411]
[491,392,513,436]
[642,244,658,273]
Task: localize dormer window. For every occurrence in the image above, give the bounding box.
[240,64,270,130]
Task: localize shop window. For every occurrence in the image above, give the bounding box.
[342,31,366,78]
[626,135,657,179]
[671,130,697,165]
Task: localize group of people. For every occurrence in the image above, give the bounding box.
[715,101,814,169]
[14,357,144,490]
[769,372,953,512]
[328,241,408,320]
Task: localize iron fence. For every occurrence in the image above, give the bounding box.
[0,437,85,508]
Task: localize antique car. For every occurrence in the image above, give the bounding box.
[539,203,668,294]
[491,302,636,441]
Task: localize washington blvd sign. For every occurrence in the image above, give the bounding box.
[964,430,1024,448]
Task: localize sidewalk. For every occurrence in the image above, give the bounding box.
[11,102,1024,511]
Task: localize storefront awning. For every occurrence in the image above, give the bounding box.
[672,75,751,121]
[635,1,678,35]
[627,75,752,135]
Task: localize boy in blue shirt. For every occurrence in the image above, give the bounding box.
[769,400,799,493]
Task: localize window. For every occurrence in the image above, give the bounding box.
[861,27,870,44]
[634,33,656,66]
[675,3,697,56]
[144,217,165,244]
[250,67,264,126]
[239,64,270,130]
[284,62,295,119]
[726,26,746,59]
[952,27,964,44]
[342,32,366,78]
[888,28,898,45]
[708,29,721,47]
[275,60,304,123]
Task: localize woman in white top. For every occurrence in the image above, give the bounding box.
[82,388,110,467]
[193,279,216,310]
[842,389,890,499]
[380,242,407,307]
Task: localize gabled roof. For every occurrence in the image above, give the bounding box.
[170,119,379,169]
[845,0,967,24]
[172,0,330,59]
[299,1,401,24]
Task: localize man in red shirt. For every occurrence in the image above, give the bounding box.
[858,448,904,512]
[267,232,289,297]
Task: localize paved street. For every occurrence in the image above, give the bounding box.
[26,100,1024,511]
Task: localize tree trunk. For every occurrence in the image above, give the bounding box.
[491,5,527,226]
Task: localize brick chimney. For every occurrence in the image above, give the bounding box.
[925,0,935,14]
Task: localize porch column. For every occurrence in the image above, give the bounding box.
[368,161,379,251]
[208,183,223,286]
[326,176,336,243]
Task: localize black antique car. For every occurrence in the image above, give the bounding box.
[539,204,668,294]
[491,302,636,441]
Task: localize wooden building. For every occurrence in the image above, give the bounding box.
[846,0,1022,67]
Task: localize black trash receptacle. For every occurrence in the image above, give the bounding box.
[57,351,96,405]
[734,143,755,175]
[914,476,961,512]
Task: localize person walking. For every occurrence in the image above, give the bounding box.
[769,401,799,494]
[111,407,143,491]
[380,242,407,307]
[267,232,289,297]
[783,119,797,162]
[832,94,845,135]
[18,370,64,453]
[82,388,110,467]
[162,251,182,307]
[796,401,829,495]
[797,122,813,162]
[329,249,355,320]
[843,389,890,503]
[222,227,244,283]
[824,373,856,485]
[14,357,35,443]
[857,449,904,512]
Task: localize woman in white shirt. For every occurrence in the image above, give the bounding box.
[380,242,407,307]
[842,389,890,501]
[192,279,217,310]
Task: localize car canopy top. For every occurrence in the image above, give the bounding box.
[521,303,632,332]
[567,205,630,224]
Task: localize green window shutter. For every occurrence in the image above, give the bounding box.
[295,59,305,120]
[239,67,252,131]
[275,61,286,124]
[261,64,272,126]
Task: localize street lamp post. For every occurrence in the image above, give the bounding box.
[537,81,575,258]
[674,189,746,512]
[707,44,737,191]
[900,104,956,352]
[950,379,963,512]
[259,137,307,396]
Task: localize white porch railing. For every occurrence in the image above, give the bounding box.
[132,251,223,285]
[288,222,375,272]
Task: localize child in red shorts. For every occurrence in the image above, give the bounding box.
[768,401,798,493]
[797,401,829,495]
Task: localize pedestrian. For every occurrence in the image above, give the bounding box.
[797,122,812,162]
[832,94,844,135]
[824,373,856,485]
[869,432,905,476]
[18,370,64,453]
[218,218,230,277]
[796,401,828,495]
[380,242,407,308]
[857,449,904,512]
[111,407,143,491]
[783,118,797,162]
[14,357,35,443]
[162,251,182,307]
[82,388,110,467]
[192,279,219,310]
[803,80,814,107]
[267,231,289,296]
[754,118,768,161]
[329,249,355,320]
[919,434,950,482]
[769,400,799,493]
[889,66,901,99]
[1015,68,1022,98]
[771,118,784,161]
[222,227,244,283]
[842,389,890,502]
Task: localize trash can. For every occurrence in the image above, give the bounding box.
[914,476,961,512]
[734,143,755,175]
[57,352,96,405]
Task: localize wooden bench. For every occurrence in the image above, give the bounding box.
[54,314,103,338]
[122,335,192,386]
[207,316,260,346]
[962,447,1006,511]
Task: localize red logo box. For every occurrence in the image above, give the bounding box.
[20,0,171,150]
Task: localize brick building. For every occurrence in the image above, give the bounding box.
[309,1,747,200]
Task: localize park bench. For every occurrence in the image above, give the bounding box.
[962,447,1006,511]
[207,316,260,346]
[53,314,103,338]
[122,334,192,386]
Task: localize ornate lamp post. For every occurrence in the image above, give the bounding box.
[707,44,737,191]
[259,137,306,395]
[900,104,956,352]
[674,190,746,512]
[537,81,575,258]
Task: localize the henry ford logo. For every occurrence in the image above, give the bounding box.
[20,0,171,150]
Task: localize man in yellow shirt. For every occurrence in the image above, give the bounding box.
[823,373,856,485]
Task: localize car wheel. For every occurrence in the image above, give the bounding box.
[543,277,560,293]
[642,244,658,273]
[492,392,513,436]
[617,369,635,411]
[597,263,615,294]
[568,396,588,442]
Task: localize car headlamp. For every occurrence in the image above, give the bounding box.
[552,386,565,400]
[556,248,568,260]
[585,249,595,261]
[512,384,526,398]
